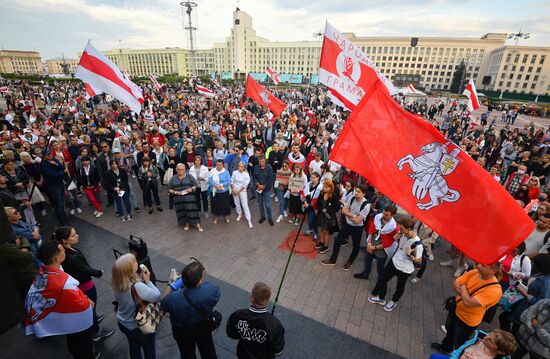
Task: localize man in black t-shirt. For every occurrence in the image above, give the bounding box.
[226,282,285,359]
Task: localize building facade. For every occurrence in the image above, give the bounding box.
[45,58,78,75]
[0,50,42,75]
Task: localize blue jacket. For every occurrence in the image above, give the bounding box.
[11,220,41,244]
[40,159,65,188]
[224,153,249,174]
[207,169,231,193]
[161,281,221,328]
[450,330,511,359]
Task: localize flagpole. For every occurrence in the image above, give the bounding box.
[271,166,327,315]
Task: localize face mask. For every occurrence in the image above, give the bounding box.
[517,170,525,175]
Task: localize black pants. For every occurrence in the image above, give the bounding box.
[66,326,93,359]
[371,260,411,302]
[195,190,208,212]
[143,182,161,207]
[172,321,217,359]
[440,309,476,352]
[329,223,363,263]
[511,344,546,359]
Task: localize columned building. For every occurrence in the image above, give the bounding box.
[0,50,42,75]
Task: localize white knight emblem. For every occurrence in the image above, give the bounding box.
[259,91,271,105]
[397,141,461,210]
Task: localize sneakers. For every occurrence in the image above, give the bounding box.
[236,214,242,222]
[429,254,434,261]
[93,210,98,216]
[368,295,386,305]
[70,209,75,215]
[126,215,132,221]
[274,197,279,202]
[135,207,141,213]
[313,234,319,241]
[288,218,295,223]
[93,351,102,359]
[41,209,47,216]
[276,215,283,223]
[259,217,266,224]
[439,260,454,267]
[77,207,82,214]
[268,219,274,226]
[318,245,329,254]
[342,261,352,271]
[91,327,115,342]
[453,267,465,278]
[440,325,447,335]
[270,193,275,198]
[95,211,103,218]
[320,259,336,266]
[411,277,421,284]
[315,242,324,249]
[384,300,397,312]
[121,216,126,222]
[294,220,300,226]
[284,210,288,217]
[353,273,369,280]
[97,313,105,323]
[341,240,350,247]
[248,220,253,229]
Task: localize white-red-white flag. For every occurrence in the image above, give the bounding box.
[319,21,396,110]
[150,75,162,92]
[84,83,100,100]
[122,70,144,104]
[407,84,417,93]
[266,67,281,85]
[197,84,215,97]
[327,89,351,111]
[0,86,8,93]
[463,79,480,111]
[75,42,142,113]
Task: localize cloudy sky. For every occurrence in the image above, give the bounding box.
[1,0,549,60]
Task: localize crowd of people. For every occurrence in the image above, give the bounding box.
[0,78,549,359]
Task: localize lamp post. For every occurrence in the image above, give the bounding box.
[500,29,530,99]
[312,31,323,85]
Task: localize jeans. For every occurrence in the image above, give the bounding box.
[329,223,363,263]
[118,322,156,359]
[66,326,93,359]
[44,185,68,225]
[276,188,288,216]
[142,181,160,207]
[257,190,273,220]
[362,251,387,287]
[415,258,427,278]
[307,209,318,235]
[371,260,411,302]
[114,189,132,216]
[83,284,99,333]
[440,308,476,352]
[172,321,217,359]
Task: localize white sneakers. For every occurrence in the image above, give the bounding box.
[77,208,82,214]
[276,215,283,223]
[274,197,278,202]
[367,295,386,306]
[284,210,288,217]
[248,220,253,229]
[411,277,421,284]
[236,214,242,222]
[384,300,397,312]
[70,209,75,215]
[95,211,103,218]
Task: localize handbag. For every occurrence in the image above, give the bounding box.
[131,284,164,334]
[28,186,46,203]
[498,285,524,312]
[183,289,222,331]
[163,168,174,184]
[67,181,77,191]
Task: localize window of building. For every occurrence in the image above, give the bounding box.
[523,54,528,63]
[541,55,546,64]
[531,55,537,64]
[507,81,512,87]
[499,81,503,86]
[536,67,542,73]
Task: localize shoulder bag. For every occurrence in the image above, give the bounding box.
[183,289,222,331]
[131,283,164,334]
[443,281,500,323]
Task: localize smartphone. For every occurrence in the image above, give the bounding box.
[515,281,528,292]
[139,264,148,273]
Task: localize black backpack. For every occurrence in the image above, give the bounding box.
[411,240,429,269]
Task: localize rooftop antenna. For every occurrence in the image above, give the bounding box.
[181,1,198,77]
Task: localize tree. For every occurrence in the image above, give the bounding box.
[450,60,466,94]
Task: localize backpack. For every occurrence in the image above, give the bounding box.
[349,197,369,225]
[411,240,429,269]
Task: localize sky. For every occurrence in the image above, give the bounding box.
[0,0,549,60]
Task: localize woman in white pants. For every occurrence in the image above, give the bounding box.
[231,161,253,228]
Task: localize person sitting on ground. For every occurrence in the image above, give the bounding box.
[226,282,285,359]
[428,329,517,359]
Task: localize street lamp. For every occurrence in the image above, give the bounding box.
[312,31,323,84]
[500,29,530,99]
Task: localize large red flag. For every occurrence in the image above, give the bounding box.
[330,81,534,264]
[245,75,286,117]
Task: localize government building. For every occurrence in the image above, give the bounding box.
[0,50,42,75]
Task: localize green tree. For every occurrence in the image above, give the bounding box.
[450,60,466,94]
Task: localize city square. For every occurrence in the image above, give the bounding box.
[1,1,550,359]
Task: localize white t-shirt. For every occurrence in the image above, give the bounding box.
[392,234,423,274]
[309,160,324,175]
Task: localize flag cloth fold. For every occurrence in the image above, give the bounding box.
[150,74,162,92]
[122,70,144,104]
[407,84,417,93]
[196,84,215,97]
[266,66,281,85]
[318,21,396,111]
[75,41,142,113]
[329,81,534,264]
[245,75,286,117]
[84,83,100,100]
[463,79,480,111]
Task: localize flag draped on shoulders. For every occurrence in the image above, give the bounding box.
[75,41,142,113]
[24,266,93,337]
[329,81,534,264]
[319,21,396,111]
[245,75,286,117]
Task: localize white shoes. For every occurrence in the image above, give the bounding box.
[439,260,454,267]
[95,211,103,218]
[77,208,82,214]
[248,220,253,229]
[236,214,242,222]
[70,209,75,215]
[429,254,434,261]
[276,215,283,223]
[274,197,278,202]
[284,211,288,217]
[411,277,421,284]
[93,210,98,216]
[453,268,466,278]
